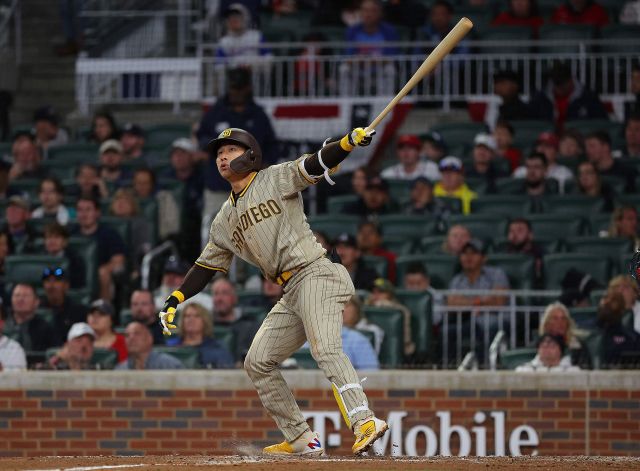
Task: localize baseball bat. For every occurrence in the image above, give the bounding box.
[366,17,473,131]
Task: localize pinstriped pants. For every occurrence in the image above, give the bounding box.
[244,257,373,442]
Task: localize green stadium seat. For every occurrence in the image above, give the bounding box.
[418,236,445,254]
[471,195,531,216]
[385,179,412,203]
[154,346,200,368]
[528,214,586,240]
[291,349,318,369]
[565,237,633,269]
[382,235,414,255]
[363,306,404,368]
[540,195,606,216]
[447,214,509,242]
[583,332,604,370]
[395,289,433,359]
[465,177,490,195]
[241,306,268,324]
[500,348,536,370]
[309,25,346,43]
[543,253,610,289]
[237,291,266,308]
[494,177,559,195]
[45,347,118,370]
[430,122,486,149]
[396,254,457,288]
[100,217,131,247]
[600,24,640,54]
[377,215,438,239]
[139,198,159,246]
[8,178,40,200]
[569,306,599,331]
[66,288,91,306]
[538,24,595,53]
[120,308,133,326]
[214,326,235,356]
[307,214,359,239]
[477,25,533,54]
[48,143,99,163]
[436,197,463,215]
[41,160,77,180]
[511,121,554,150]
[0,142,11,157]
[564,120,623,141]
[68,237,97,296]
[486,253,535,290]
[600,175,627,195]
[361,255,389,279]
[327,195,359,214]
[35,308,54,325]
[615,194,640,208]
[145,123,191,148]
[589,213,612,235]
[357,329,376,349]
[5,255,69,286]
[262,27,299,51]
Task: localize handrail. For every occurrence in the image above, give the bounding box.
[140,240,178,290]
[0,0,21,64]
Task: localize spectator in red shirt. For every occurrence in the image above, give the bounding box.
[87,299,127,363]
[493,120,523,171]
[552,0,609,27]
[492,0,544,36]
[356,221,397,283]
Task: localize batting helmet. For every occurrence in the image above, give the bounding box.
[207,128,262,174]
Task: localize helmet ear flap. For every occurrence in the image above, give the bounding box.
[229,148,258,174]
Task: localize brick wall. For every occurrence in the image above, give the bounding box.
[0,371,638,457]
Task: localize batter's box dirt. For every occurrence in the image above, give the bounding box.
[1,455,640,471]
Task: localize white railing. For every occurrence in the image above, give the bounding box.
[0,0,21,65]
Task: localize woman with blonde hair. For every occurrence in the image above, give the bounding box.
[166,302,234,369]
[603,206,640,250]
[538,302,587,367]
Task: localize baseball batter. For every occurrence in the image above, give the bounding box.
[159,127,388,456]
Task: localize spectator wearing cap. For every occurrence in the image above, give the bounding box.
[98,139,132,187]
[551,0,609,27]
[46,322,97,371]
[154,256,213,312]
[32,106,68,153]
[216,3,271,67]
[529,62,607,131]
[433,156,477,215]
[492,0,544,36]
[513,132,573,192]
[116,321,184,370]
[131,289,166,345]
[42,223,85,289]
[403,262,443,325]
[196,67,278,245]
[356,221,397,283]
[485,70,534,130]
[345,175,398,220]
[40,266,88,343]
[87,300,127,363]
[132,168,180,241]
[466,133,509,191]
[516,333,580,372]
[420,131,447,163]
[585,131,637,192]
[2,195,37,253]
[8,133,47,182]
[0,301,27,371]
[88,110,118,144]
[4,283,56,352]
[165,302,234,369]
[73,196,127,301]
[493,120,522,172]
[334,233,378,291]
[120,123,155,163]
[32,177,74,225]
[381,134,441,182]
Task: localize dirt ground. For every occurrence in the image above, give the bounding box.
[1,455,640,471]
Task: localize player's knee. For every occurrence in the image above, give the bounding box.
[244,351,272,375]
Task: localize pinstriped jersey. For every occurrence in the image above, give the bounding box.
[196,157,326,281]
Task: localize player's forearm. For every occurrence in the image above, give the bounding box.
[173,265,216,301]
[302,140,351,176]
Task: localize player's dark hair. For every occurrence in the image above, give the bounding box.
[508,217,532,232]
[405,262,428,277]
[527,151,547,166]
[585,130,611,148]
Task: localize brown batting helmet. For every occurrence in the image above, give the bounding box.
[207,128,262,174]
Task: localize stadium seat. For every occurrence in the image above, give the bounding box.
[327,195,359,214]
[486,253,535,290]
[436,197,463,215]
[396,254,457,288]
[417,235,445,254]
[583,331,604,370]
[214,326,235,357]
[615,194,640,208]
[120,308,133,326]
[241,306,269,324]
[291,349,318,369]
[589,213,612,235]
[361,255,389,279]
[600,25,640,54]
[565,237,633,269]
[447,214,508,242]
[540,195,606,216]
[45,347,118,370]
[395,289,433,360]
[35,308,54,325]
[465,177,490,195]
[471,195,531,216]
[145,123,191,148]
[154,346,200,368]
[307,215,358,239]
[600,175,627,195]
[564,120,623,141]
[41,160,77,180]
[494,177,558,195]
[477,25,533,54]
[363,306,404,368]
[237,291,266,308]
[48,143,99,164]
[511,121,554,150]
[538,24,595,53]
[385,179,412,203]
[138,198,159,246]
[527,214,586,240]
[430,122,486,149]
[101,216,132,248]
[357,329,377,349]
[68,237,98,295]
[377,215,438,239]
[500,348,536,370]
[543,253,610,289]
[569,306,599,331]
[0,142,10,158]
[5,255,69,286]
[382,236,414,255]
[8,178,40,200]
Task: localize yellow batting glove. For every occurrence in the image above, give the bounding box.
[348,127,376,147]
[158,291,183,336]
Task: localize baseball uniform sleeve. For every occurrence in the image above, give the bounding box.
[272,157,321,198]
[196,216,233,272]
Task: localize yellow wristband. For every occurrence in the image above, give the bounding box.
[171,290,185,304]
[340,135,354,152]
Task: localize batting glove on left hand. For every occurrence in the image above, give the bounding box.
[347,127,376,147]
[159,294,180,336]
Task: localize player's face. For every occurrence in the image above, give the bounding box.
[216,143,247,179]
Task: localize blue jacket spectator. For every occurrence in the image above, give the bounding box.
[345,0,399,57]
[341,327,380,370]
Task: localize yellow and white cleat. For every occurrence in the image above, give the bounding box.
[352,417,389,455]
[263,430,325,457]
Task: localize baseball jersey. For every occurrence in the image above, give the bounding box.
[197,157,326,281]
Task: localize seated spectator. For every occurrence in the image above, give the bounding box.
[441,224,472,256]
[516,333,580,372]
[504,218,544,282]
[46,322,97,370]
[597,290,640,367]
[72,164,108,200]
[216,3,271,67]
[344,175,399,220]
[42,223,85,289]
[551,0,609,27]
[607,275,640,334]
[8,133,47,182]
[87,299,127,363]
[492,0,544,36]
[485,70,534,129]
[211,277,259,366]
[341,307,380,370]
[621,1,640,25]
[261,278,283,309]
[381,135,440,182]
[493,120,522,172]
[32,106,68,153]
[433,156,477,215]
[538,301,589,367]
[366,278,415,357]
[3,283,56,351]
[403,262,443,325]
[115,322,184,370]
[120,123,155,164]
[403,177,451,227]
[350,167,376,198]
[343,295,384,355]
[131,289,165,345]
[334,232,378,291]
[109,188,152,267]
[420,0,469,55]
[98,140,132,188]
[602,206,640,250]
[623,63,640,119]
[466,133,508,190]
[0,231,10,299]
[619,112,640,158]
[131,168,180,241]
[0,302,27,371]
[585,130,637,192]
[559,128,584,158]
[166,302,234,369]
[88,109,118,144]
[0,160,9,199]
[40,266,87,343]
[356,221,397,283]
[558,268,602,308]
[3,196,37,253]
[514,133,573,192]
[574,161,615,211]
[520,152,557,202]
[31,177,73,225]
[420,131,447,163]
[529,62,608,131]
[154,256,213,312]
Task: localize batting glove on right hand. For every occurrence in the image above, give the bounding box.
[159,293,180,336]
[347,127,376,147]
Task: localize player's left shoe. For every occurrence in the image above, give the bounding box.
[263,430,325,457]
[352,417,389,455]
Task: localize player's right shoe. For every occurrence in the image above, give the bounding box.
[352,417,389,455]
[263,430,325,457]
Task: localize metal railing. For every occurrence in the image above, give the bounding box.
[0,0,21,65]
